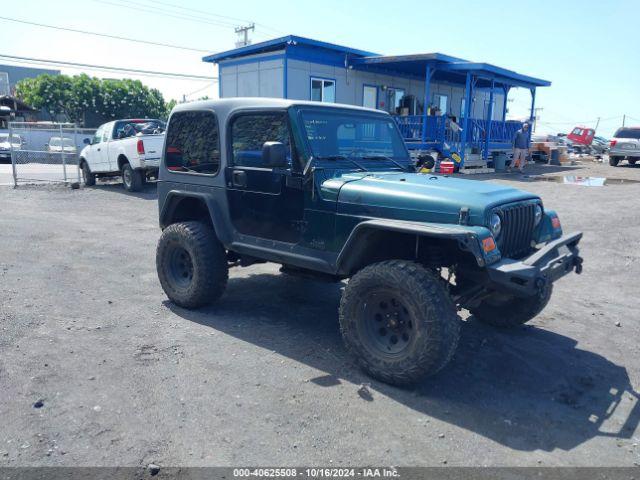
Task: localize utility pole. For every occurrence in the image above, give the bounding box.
[533,107,543,132]
[623,114,626,127]
[235,23,255,48]
[594,117,600,132]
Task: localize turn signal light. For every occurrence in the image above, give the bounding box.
[552,217,561,229]
[137,139,145,155]
[610,140,617,147]
[482,237,496,253]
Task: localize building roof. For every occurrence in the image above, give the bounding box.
[0,95,37,112]
[202,35,378,63]
[202,35,550,89]
[351,54,551,88]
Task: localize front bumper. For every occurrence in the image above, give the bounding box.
[487,232,583,296]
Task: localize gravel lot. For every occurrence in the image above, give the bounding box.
[1,161,639,468]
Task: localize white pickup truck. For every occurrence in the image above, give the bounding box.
[79,119,165,191]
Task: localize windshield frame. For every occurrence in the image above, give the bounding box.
[291,106,411,173]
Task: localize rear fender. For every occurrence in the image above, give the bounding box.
[159,191,230,244]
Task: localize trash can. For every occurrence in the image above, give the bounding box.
[494,153,507,172]
[550,149,561,166]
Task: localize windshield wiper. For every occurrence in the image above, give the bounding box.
[315,155,367,172]
[361,155,411,172]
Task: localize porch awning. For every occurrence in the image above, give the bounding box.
[350,54,550,89]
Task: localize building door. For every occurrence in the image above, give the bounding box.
[363,85,377,109]
[225,111,304,243]
[384,88,405,114]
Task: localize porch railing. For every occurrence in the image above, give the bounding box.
[394,115,445,143]
[393,115,523,151]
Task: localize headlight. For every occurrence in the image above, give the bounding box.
[534,204,543,226]
[489,213,502,238]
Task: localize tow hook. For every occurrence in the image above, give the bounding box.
[573,256,583,274]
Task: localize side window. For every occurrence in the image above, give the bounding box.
[92,126,104,144]
[311,78,336,103]
[165,111,220,174]
[231,113,291,168]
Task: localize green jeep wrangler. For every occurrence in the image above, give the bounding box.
[156,98,583,385]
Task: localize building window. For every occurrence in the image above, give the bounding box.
[311,77,335,103]
[165,111,220,175]
[363,85,377,109]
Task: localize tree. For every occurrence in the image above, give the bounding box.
[15,74,173,125]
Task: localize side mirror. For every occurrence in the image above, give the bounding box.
[83,138,91,145]
[262,141,288,168]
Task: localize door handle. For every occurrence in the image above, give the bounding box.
[97,148,101,151]
[232,170,247,187]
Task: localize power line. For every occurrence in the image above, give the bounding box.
[184,82,217,98]
[0,54,217,81]
[93,0,239,29]
[0,15,210,52]
[135,0,285,35]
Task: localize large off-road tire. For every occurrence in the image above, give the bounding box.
[470,284,553,328]
[339,260,461,386]
[609,156,620,167]
[156,221,228,309]
[122,162,143,192]
[80,160,95,186]
[628,158,638,166]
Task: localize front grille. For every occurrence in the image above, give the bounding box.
[497,203,536,259]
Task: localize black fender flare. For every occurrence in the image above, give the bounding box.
[159,191,231,244]
[335,219,489,276]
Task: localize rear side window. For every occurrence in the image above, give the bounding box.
[230,112,291,167]
[165,111,220,174]
[614,128,640,140]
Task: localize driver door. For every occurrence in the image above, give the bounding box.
[225,111,305,244]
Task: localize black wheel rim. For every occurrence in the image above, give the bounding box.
[168,245,194,288]
[358,291,415,356]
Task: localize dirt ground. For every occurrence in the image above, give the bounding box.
[1,159,639,468]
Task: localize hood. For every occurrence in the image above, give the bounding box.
[325,171,538,225]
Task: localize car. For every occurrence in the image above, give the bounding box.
[79,119,165,191]
[0,133,23,163]
[46,136,77,162]
[609,127,640,166]
[155,98,583,386]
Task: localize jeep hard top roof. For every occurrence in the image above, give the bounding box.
[170,97,384,118]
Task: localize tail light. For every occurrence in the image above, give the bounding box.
[610,140,617,147]
[136,139,145,155]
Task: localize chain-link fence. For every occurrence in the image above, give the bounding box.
[7,122,96,186]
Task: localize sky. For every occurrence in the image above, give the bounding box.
[0,0,638,137]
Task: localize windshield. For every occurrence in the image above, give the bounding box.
[49,137,75,147]
[614,128,640,140]
[297,108,410,170]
